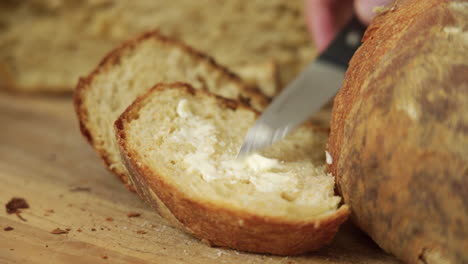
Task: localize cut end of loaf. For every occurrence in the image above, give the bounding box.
[116,83,349,255]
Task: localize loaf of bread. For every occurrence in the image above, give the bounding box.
[74,31,268,190]
[0,0,315,96]
[328,0,468,263]
[115,82,349,255]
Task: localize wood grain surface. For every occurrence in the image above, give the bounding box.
[0,92,401,264]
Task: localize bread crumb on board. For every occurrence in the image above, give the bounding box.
[6,197,29,214]
[127,212,141,217]
[50,228,69,235]
[6,197,30,221]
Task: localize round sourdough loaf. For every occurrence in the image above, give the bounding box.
[328,0,467,263]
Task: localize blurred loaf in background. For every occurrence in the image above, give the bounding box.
[0,0,315,97]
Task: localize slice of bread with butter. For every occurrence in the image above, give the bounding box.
[115,83,349,255]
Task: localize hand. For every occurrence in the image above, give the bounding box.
[305,0,393,51]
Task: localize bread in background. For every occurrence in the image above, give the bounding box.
[0,0,316,96]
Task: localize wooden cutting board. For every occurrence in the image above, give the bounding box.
[0,92,401,264]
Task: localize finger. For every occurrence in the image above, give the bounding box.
[305,0,354,52]
[354,0,393,24]
[305,0,335,52]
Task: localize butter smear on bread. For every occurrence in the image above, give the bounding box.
[167,99,336,204]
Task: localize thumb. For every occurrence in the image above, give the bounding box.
[354,0,394,25]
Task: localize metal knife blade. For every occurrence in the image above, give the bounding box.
[238,17,366,157]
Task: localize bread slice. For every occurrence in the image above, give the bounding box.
[115,82,349,255]
[74,31,268,190]
[233,61,280,98]
[0,0,315,95]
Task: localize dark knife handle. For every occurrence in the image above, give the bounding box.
[318,17,367,69]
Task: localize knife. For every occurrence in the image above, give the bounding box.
[238,17,366,157]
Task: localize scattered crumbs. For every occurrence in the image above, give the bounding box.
[100,228,104,231]
[127,212,141,218]
[67,203,73,207]
[51,228,69,235]
[102,256,108,260]
[91,228,96,231]
[151,224,156,228]
[65,228,71,232]
[80,208,86,212]
[136,230,147,234]
[6,197,29,214]
[69,186,91,192]
[105,217,113,222]
[45,245,49,248]
[10,249,14,251]
[77,228,82,232]
[4,226,14,231]
[58,194,64,198]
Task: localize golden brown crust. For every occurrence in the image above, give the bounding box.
[73,31,269,191]
[328,0,468,263]
[328,0,452,180]
[115,83,350,255]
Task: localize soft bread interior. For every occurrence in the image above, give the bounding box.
[122,86,341,220]
[78,33,266,178]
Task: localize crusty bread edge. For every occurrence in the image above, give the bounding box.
[326,0,447,184]
[115,82,350,255]
[73,30,269,191]
[326,0,458,263]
